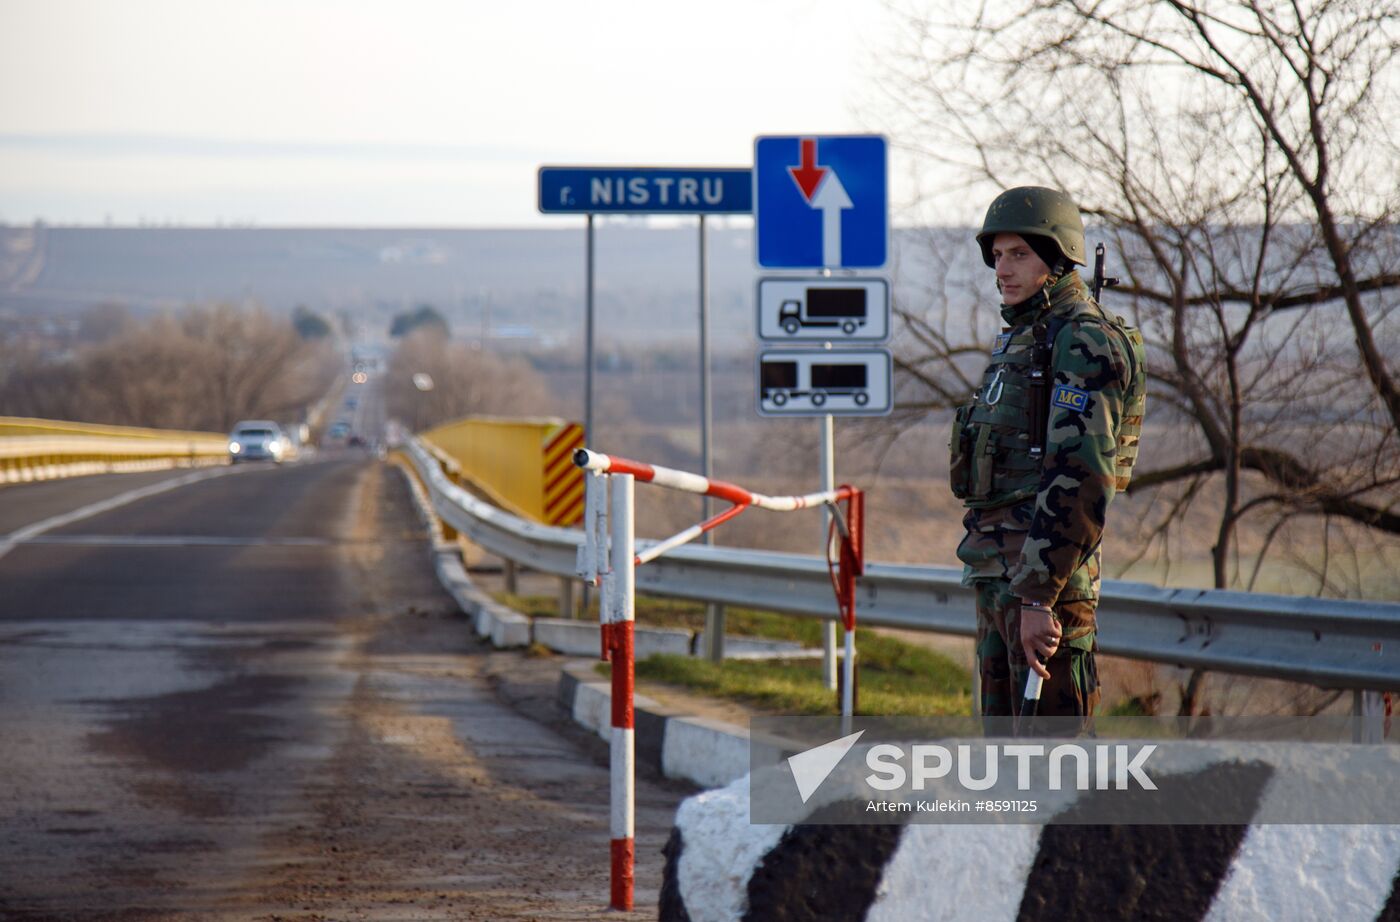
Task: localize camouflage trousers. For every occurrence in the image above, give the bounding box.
[974,579,1100,734]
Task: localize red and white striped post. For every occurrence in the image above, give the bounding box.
[607,472,636,911]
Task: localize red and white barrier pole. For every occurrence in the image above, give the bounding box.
[575,448,851,514]
[608,472,635,911]
[574,448,865,909]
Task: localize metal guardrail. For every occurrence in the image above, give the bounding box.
[406,438,1400,693]
[0,416,227,484]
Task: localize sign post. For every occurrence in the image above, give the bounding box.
[539,165,751,628]
[753,134,890,691]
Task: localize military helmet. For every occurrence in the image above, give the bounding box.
[976,186,1086,268]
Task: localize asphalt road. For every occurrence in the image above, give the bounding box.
[0,456,682,920]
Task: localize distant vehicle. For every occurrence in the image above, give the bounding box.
[345,396,358,409]
[228,420,288,464]
[327,421,351,442]
[778,287,867,335]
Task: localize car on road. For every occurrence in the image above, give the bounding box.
[228,420,289,464]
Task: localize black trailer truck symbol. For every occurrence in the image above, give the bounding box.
[761,359,870,407]
[810,362,870,406]
[778,287,868,335]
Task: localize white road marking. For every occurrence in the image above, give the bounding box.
[19,535,332,547]
[0,466,247,564]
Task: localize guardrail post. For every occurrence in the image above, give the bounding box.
[503,558,518,594]
[557,576,574,620]
[608,472,635,912]
[704,603,725,662]
[1354,689,1388,743]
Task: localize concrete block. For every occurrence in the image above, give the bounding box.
[661,715,751,790]
[571,679,612,741]
[694,631,808,657]
[488,604,531,648]
[534,618,600,657]
[634,626,694,658]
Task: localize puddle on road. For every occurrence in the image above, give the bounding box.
[86,672,303,776]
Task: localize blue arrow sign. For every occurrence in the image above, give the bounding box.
[538,167,752,214]
[754,135,887,269]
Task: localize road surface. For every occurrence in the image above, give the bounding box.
[0,455,683,920]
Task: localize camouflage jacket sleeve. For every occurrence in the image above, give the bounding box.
[1008,317,1131,605]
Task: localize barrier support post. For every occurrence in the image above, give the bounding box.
[838,488,865,735]
[609,473,636,912]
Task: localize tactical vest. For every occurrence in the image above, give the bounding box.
[949,301,1146,510]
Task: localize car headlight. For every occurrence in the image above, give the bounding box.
[268,440,282,452]
[229,442,241,453]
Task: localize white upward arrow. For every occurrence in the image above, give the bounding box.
[811,170,853,268]
[787,730,864,804]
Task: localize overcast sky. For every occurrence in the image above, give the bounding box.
[0,0,918,227]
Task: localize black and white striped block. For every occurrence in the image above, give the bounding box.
[661,768,1400,922]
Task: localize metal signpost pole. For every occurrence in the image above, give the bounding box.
[581,214,596,618]
[820,413,838,689]
[585,213,595,450]
[700,215,725,662]
[819,259,838,690]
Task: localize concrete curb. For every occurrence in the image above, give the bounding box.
[432,550,532,648]
[557,663,750,791]
[393,461,764,790]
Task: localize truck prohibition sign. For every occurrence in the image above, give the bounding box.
[757,278,889,343]
[757,349,892,417]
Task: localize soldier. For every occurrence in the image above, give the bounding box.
[950,186,1146,732]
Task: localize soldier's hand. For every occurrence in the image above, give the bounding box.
[1020,604,1061,679]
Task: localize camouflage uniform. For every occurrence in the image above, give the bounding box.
[951,249,1146,731]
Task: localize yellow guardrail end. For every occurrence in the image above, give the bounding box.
[421,416,585,526]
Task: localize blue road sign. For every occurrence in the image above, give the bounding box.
[753,135,887,269]
[539,167,752,214]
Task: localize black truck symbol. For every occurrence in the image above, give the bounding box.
[761,360,870,407]
[778,287,868,336]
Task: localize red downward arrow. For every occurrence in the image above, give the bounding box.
[788,138,826,202]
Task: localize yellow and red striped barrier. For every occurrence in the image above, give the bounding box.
[542,423,585,526]
[421,416,585,526]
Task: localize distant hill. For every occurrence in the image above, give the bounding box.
[0,224,979,350]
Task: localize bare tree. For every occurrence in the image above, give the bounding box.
[0,303,338,432]
[876,0,1400,712]
[879,0,1399,558]
[385,330,560,431]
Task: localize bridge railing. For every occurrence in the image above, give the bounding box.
[0,416,227,484]
[405,437,1400,695]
